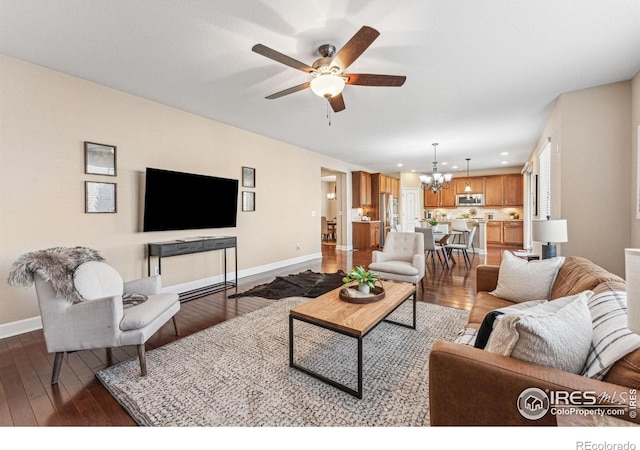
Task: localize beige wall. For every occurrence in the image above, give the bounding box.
[0,55,367,334]
[528,80,634,276]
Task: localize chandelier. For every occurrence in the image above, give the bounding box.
[420,143,452,193]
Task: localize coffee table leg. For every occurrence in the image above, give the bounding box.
[289,314,294,367]
[357,336,363,398]
[412,290,417,329]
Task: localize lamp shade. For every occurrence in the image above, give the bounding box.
[625,249,640,334]
[531,219,568,243]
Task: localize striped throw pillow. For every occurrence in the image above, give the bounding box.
[582,290,640,379]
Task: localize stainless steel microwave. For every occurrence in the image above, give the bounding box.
[456,193,485,206]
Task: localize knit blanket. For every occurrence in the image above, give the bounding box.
[8,246,104,303]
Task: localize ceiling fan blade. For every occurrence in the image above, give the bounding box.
[252,44,314,73]
[345,73,406,87]
[331,26,380,71]
[328,93,346,112]
[265,82,311,99]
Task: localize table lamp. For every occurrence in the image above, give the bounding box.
[531,216,568,259]
[625,249,640,334]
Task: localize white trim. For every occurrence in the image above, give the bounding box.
[0,252,323,339]
[0,316,43,340]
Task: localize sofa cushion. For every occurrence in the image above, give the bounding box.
[603,348,640,389]
[490,251,564,303]
[73,261,124,301]
[368,261,419,276]
[120,293,178,331]
[454,328,478,346]
[474,299,547,349]
[485,292,593,374]
[581,290,640,380]
[550,256,624,300]
[468,292,514,326]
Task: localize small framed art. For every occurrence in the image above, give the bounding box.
[242,191,255,212]
[85,181,117,213]
[242,166,255,188]
[85,141,117,176]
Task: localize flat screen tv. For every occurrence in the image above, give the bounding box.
[143,167,238,232]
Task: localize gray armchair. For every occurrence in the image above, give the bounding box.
[368,232,425,285]
[32,260,180,384]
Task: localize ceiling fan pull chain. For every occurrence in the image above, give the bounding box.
[327,101,332,126]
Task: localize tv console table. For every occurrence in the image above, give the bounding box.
[147,236,237,302]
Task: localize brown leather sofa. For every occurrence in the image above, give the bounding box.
[429,256,640,426]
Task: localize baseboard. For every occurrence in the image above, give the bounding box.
[0,316,43,340]
[0,252,323,339]
[162,252,323,294]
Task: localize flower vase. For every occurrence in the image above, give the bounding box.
[358,283,370,295]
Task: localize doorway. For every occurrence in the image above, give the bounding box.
[321,168,346,248]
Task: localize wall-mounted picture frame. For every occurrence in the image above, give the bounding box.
[242,166,255,188]
[242,191,255,212]
[85,181,117,213]
[85,141,117,176]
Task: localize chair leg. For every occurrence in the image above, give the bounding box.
[51,352,64,385]
[172,315,180,336]
[137,344,147,376]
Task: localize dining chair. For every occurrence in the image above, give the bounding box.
[321,216,329,241]
[415,227,447,270]
[450,219,474,251]
[445,226,477,269]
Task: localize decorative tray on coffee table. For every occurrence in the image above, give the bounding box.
[339,281,385,304]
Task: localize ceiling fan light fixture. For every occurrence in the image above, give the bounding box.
[310,73,345,98]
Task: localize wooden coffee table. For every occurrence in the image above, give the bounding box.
[288,281,416,398]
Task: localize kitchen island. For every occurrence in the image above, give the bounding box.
[352,220,381,250]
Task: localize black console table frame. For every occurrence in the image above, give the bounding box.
[147,236,237,302]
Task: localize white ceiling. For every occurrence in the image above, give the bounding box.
[2,0,639,174]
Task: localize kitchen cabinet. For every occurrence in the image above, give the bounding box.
[373,173,399,197]
[454,176,485,195]
[424,186,456,208]
[352,171,372,207]
[485,174,523,206]
[352,221,380,250]
[486,220,523,245]
[503,220,524,244]
[486,221,503,244]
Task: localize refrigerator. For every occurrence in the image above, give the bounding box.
[379,194,398,247]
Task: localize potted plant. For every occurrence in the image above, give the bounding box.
[509,211,516,220]
[365,211,372,221]
[342,266,381,294]
[428,218,439,232]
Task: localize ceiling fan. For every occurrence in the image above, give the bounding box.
[252,26,406,112]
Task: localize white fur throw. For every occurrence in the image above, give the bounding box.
[8,247,105,303]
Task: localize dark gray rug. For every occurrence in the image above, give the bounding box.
[97,297,468,426]
[228,269,347,299]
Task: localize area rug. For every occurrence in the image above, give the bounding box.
[97,298,468,426]
[228,269,347,299]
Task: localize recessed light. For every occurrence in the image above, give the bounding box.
[501,161,508,165]
[441,162,448,165]
[451,165,458,169]
[501,151,509,156]
[397,163,403,167]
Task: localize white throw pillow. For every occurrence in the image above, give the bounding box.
[485,292,593,374]
[490,251,564,303]
[582,290,640,379]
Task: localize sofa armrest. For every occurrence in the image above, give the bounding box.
[429,340,640,426]
[476,265,500,293]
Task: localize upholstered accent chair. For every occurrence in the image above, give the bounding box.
[33,261,180,384]
[368,232,425,285]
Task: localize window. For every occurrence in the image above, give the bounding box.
[538,141,551,219]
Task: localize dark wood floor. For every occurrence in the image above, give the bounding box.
[0,244,509,426]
